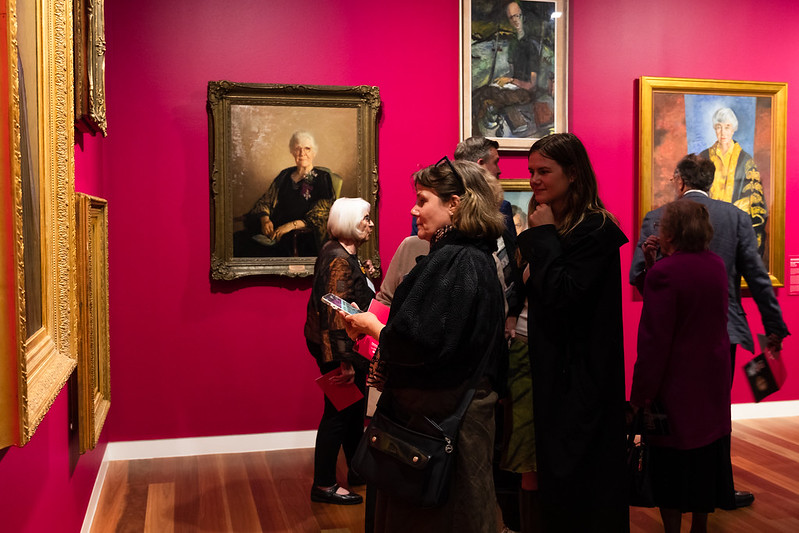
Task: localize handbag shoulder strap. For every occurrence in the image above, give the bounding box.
[433,325,501,438]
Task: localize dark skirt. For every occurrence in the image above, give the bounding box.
[373,386,498,533]
[650,434,736,513]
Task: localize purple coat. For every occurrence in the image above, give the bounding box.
[631,250,731,449]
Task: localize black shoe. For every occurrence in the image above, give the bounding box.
[310,483,363,505]
[734,490,754,508]
[347,471,366,487]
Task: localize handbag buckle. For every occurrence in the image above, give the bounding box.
[444,436,453,454]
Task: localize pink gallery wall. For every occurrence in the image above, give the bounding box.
[96,0,798,444]
[2,1,799,530]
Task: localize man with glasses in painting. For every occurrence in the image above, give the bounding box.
[473,1,544,137]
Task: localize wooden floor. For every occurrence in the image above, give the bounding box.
[90,417,799,532]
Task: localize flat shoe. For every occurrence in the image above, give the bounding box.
[734,490,754,508]
[310,483,363,505]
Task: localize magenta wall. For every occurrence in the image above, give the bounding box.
[4,1,799,529]
[99,0,798,443]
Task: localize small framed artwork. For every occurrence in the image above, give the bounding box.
[208,82,381,279]
[75,193,110,453]
[501,180,533,235]
[74,0,107,135]
[639,76,787,285]
[461,0,568,151]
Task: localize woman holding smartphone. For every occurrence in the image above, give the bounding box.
[304,197,374,505]
[344,158,506,532]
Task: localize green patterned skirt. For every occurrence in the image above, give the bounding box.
[500,335,537,473]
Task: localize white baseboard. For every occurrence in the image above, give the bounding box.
[81,429,317,532]
[731,399,799,420]
[104,429,317,461]
[81,458,109,533]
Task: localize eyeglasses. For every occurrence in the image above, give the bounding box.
[435,156,466,190]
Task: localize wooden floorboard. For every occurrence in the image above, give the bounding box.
[90,417,799,532]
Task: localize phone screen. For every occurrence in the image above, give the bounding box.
[321,293,362,315]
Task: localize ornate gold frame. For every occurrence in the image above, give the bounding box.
[1,0,77,448]
[639,76,787,285]
[73,0,106,135]
[75,193,109,453]
[208,81,381,279]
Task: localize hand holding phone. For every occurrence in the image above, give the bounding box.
[321,293,363,315]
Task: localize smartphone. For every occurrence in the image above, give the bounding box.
[321,293,363,315]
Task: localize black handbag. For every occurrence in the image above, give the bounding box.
[351,336,495,508]
[627,410,656,508]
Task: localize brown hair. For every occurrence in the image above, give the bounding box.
[528,133,617,236]
[660,200,713,253]
[413,159,505,240]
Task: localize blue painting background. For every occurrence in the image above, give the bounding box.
[684,94,756,155]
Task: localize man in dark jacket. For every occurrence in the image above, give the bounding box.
[630,154,789,509]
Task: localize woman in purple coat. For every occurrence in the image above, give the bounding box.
[631,199,735,532]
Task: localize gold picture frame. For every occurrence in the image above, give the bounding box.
[208,81,381,279]
[1,0,77,447]
[461,0,568,151]
[639,76,787,285]
[73,0,107,135]
[75,193,110,453]
[500,179,532,235]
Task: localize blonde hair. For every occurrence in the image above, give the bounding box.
[413,159,504,240]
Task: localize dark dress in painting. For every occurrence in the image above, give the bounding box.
[235,167,334,257]
[517,212,630,532]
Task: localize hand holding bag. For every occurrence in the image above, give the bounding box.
[627,409,656,508]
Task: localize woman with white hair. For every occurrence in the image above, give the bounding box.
[699,107,768,254]
[248,130,335,256]
[304,197,375,505]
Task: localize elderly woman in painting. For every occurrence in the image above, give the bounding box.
[699,107,767,254]
[247,130,335,257]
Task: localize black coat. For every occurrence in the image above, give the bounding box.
[518,212,629,513]
[379,230,505,391]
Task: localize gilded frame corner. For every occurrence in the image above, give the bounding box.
[638,76,787,285]
[1,0,77,448]
[75,193,110,453]
[208,81,381,280]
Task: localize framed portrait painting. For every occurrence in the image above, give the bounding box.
[501,179,533,235]
[461,0,568,151]
[208,82,381,279]
[75,194,110,453]
[1,0,77,448]
[639,76,787,285]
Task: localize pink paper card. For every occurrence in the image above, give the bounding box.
[354,299,390,360]
[315,367,363,411]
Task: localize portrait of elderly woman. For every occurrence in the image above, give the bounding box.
[234,131,336,257]
[698,107,768,254]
